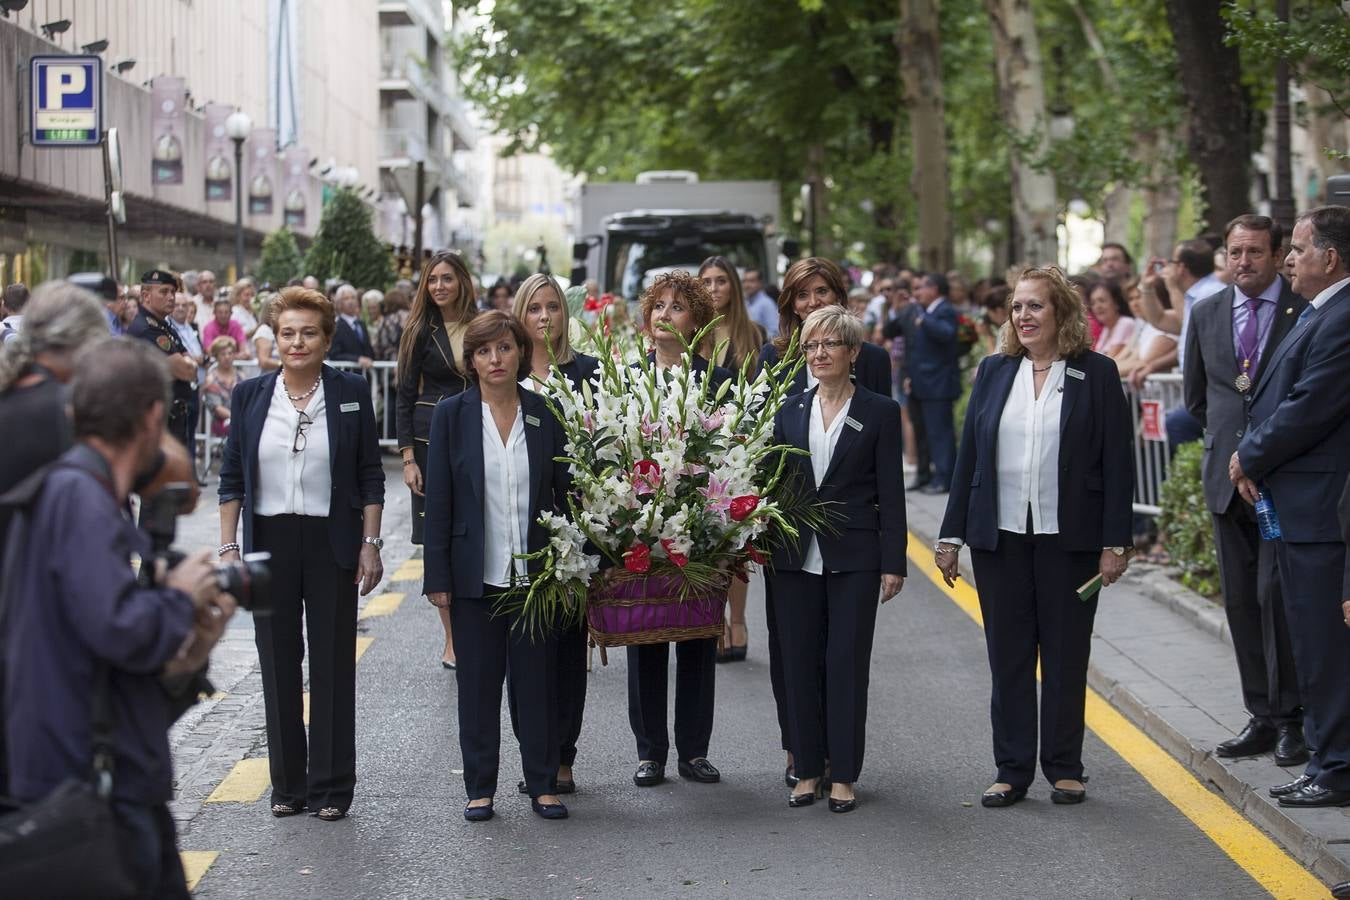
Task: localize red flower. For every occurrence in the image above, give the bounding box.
[728,495,760,522]
[660,539,689,568]
[583,295,602,311]
[624,542,652,574]
[744,543,767,566]
[632,459,662,496]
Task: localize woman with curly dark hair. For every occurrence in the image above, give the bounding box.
[628,270,732,791]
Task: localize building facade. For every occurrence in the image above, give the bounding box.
[0,0,381,286]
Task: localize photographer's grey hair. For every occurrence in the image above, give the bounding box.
[0,282,109,393]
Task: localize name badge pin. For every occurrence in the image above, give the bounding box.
[525,414,541,427]
[845,416,863,431]
[1066,367,1086,381]
[339,401,360,412]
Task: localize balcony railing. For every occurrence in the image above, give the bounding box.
[378,0,445,45]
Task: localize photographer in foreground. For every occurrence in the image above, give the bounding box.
[2,338,236,898]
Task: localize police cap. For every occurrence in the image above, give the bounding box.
[140,269,180,289]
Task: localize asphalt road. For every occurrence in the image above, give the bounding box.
[180,536,1271,900]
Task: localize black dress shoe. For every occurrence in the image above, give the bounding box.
[463,801,494,822]
[1278,783,1350,808]
[828,797,857,813]
[1215,719,1278,758]
[531,798,569,820]
[787,790,816,808]
[1269,773,1313,797]
[1331,880,1350,899]
[980,786,1027,808]
[633,761,665,787]
[678,758,721,783]
[784,766,799,788]
[1274,723,1310,767]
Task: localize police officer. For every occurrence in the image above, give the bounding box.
[127,269,197,449]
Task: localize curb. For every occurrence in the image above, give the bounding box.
[911,519,1350,890]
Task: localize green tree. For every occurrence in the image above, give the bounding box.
[303,189,394,290]
[256,226,305,287]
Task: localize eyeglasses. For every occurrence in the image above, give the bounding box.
[803,339,847,355]
[293,410,312,454]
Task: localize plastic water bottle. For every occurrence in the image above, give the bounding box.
[1255,488,1282,541]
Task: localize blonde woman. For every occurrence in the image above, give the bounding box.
[512,273,601,390]
[229,278,258,338]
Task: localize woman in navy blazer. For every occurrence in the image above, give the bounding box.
[422,311,573,822]
[219,287,385,822]
[769,305,906,813]
[936,267,1132,809]
[628,271,732,791]
[507,273,600,796]
[756,257,891,787]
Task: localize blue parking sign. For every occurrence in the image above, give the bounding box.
[30,55,103,147]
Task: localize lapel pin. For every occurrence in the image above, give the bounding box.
[1286,307,1293,314]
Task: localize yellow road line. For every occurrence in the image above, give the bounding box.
[180,851,219,890]
[360,591,405,619]
[392,558,423,582]
[204,757,270,803]
[355,636,374,663]
[906,534,1325,899]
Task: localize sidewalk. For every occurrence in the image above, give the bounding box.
[904,487,1350,888]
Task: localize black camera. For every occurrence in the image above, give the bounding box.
[139,484,272,615]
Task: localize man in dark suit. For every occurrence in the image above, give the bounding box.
[329,284,375,368]
[1232,205,1350,807]
[1184,214,1307,766]
[900,272,961,494]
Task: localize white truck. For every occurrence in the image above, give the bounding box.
[570,172,793,302]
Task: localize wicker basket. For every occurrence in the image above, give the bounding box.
[586,570,728,664]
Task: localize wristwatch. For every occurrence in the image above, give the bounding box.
[363,536,384,551]
[1106,546,1126,557]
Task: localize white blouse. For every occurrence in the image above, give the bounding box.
[802,392,852,575]
[255,374,331,517]
[482,403,531,588]
[995,357,1064,535]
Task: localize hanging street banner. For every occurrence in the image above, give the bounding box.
[150,76,186,185]
[29,55,103,147]
[282,145,308,229]
[204,103,234,201]
[248,127,277,215]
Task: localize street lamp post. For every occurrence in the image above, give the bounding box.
[225,110,253,279]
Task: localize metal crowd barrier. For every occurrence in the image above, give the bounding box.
[1122,372,1185,516]
[192,359,399,480]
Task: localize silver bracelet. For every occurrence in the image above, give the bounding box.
[217,542,241,557]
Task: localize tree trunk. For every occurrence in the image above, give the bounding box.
[1305,84,1350,194]
[1101,185,1134,246]
[984,0,1058,266]
[1269,0,1296,232]
[1142,129,1182,257]
[898,0,952,273]
[1163,0,1251,235]
[806,142,831,259]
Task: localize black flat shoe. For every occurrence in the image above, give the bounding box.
[678,758,721,783]
[441,660,457,671]
[271,802,306,818]
[784,766,799,788]
[1269,773,1313,797]
[633,761,665,787]
[787,790,816,808]
[531,798,569,820]
[980,786,1027,808]
[828,797,857,814]
[463,801,494,822]
[1050,786,1086,805]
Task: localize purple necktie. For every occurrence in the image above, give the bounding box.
[1237,296,1261,373]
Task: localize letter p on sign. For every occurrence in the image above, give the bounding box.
[45,65,87,108]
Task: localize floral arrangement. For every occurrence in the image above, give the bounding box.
[499,321,826,635]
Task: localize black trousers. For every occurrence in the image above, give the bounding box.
[113,801,189,900]
[770,569,880,783]
[1212,499,1302,724]
[253,514,358,811]
[452,587,558,799]
[627,638,716,765]
[1276,540,1350,790]
[508,617,588,770]
[911,396,955,489]
[905,387,932,483]
[971,531,1100,789]
[763,577,792,752]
